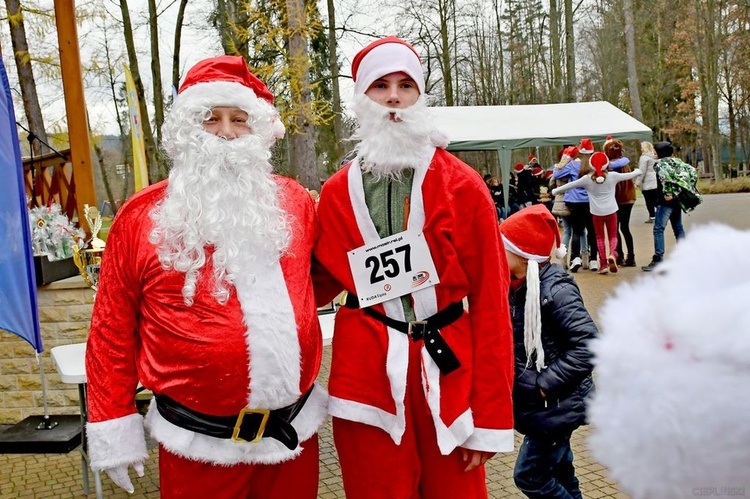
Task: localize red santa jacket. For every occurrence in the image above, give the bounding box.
[85,177,327,470]
[315,148,514,454]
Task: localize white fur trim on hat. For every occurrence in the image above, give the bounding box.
[354,42,425,95]
[501,235,550,263]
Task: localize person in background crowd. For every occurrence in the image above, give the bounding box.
[604,137,637,267]
[552,152,642,275]
[553,139,598,273]
[314,36,515,499]
[635,141,658,223]
[641,141,696,272]
[84,55,327,498]
[500,205,597,499]
[515,161,536,208]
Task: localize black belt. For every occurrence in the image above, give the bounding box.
[345,293,463,375]
[153,388,312,450]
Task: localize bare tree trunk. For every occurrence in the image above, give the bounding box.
[623,0,643,120]
[564,0,576,101]
[326,0,343,163]
[216,0,249,59]
[5,0,47,155]
[549,0,562,102]
[120,0,160,182]
[286,0,319,189]
[439,0,454,105]
[493,0,506,104]
[148,0,164,144]
[172,0,189,99]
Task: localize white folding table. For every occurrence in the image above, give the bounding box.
[50,342,103,499]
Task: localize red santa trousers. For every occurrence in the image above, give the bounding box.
[333,340,488,499]
[158,435,319,498]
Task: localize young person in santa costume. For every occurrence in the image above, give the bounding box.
[84,55,327,498]
[314,36,514,498]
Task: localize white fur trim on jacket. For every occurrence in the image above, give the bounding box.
[87,413,149,471]
[145,382,328,465]
[236,258,301,409]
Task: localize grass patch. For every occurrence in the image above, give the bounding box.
[697,177,750,194]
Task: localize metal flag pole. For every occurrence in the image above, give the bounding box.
[35,351,58,430]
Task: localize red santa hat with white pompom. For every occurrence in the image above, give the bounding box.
[177,55,286,140]
[500,205,566,372]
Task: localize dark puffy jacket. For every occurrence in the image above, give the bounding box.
[510,263,597,438]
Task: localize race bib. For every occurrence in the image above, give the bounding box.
[348,231,440,308]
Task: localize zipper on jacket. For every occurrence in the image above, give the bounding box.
[387,179,393,235]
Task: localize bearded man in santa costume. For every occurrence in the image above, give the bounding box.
[314,36,514,498]
[84,55,327,498]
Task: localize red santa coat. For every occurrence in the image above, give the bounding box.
[315,148,514,454]
[85,177,327,470]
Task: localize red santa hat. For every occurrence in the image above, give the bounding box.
[532,166,544,177]
[578,138,595,154]
[176,55,285,139]
[500,205,566,372]
[513,162,526,173]
[590,151,609,184]
[352,36,425,95]
[528,154,538,164]
[543,169,553,180]
[563,146,580,159]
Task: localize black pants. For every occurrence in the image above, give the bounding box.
[642,189,658,218]
[566,202,596,261]
[616,203,634,258]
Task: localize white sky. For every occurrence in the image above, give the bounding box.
[0,0,398,137]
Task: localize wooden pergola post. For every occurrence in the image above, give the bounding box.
[53,0,96,235]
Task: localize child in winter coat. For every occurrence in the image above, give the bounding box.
[552,151,642,274]
[499,205,598,499]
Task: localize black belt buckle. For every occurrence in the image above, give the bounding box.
[408,321,428,341]
[232,408,270,443]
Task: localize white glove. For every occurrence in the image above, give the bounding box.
[104,461,145,494]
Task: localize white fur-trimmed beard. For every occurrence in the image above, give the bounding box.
[149,130,290,306]
[350,94,436,179]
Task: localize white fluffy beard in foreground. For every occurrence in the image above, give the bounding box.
[588,223,750,498]
[150,130,290,306]
[350,94,437,178]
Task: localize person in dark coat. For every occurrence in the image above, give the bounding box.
[499,205,598,499]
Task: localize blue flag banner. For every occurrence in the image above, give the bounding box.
[0,58,42,353]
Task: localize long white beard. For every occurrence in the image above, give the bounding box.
[350,94,437,179]
[149,131,290,306]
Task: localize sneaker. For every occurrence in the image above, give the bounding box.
[623,255,636,267]
[607,255,618,273]
[570,257,582,273]
[589,260,599,272]
[598,266,609,275]
[642,258,662,272]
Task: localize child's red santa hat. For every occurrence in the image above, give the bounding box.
[578,138,595,154]
[590,151,609,184]
[177,55,285,139]
[563,146,580,159]
[513,162,526,173]
[528,153,538,164]
[532,166,544,177]
[500,205,566,372]
[352,36,425,96]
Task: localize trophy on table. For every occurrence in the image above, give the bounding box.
[72,204,106,292]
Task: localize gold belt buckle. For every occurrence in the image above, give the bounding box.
[232,408,270,443]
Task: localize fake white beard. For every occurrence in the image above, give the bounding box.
[149,131,290,306]
[350,94,436,178]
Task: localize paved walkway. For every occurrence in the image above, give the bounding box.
[3,193,749,498]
